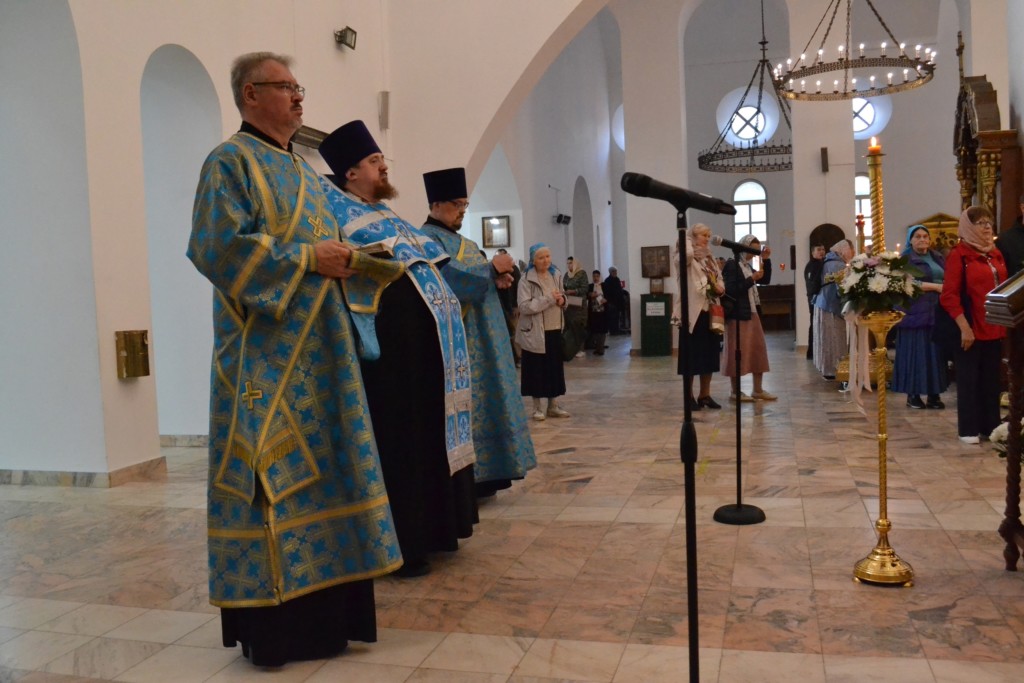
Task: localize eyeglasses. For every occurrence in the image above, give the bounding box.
[446,200,470,210]
[251,81,305,97]
[974,220,994,228]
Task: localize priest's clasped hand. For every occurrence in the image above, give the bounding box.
[314,240,357,279]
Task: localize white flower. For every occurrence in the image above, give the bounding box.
[991,422,1011,444]
[867,274,888,293]
[842,272,862,290]
[876,264,891,275]
[850,254,868,267]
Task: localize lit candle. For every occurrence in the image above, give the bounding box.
[915,44,922,58]
[859,43,865,58]
[868,137,881,154]
[887,72,893,85]
[881,41,887,56]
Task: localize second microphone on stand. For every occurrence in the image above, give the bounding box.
[710,234,761,255]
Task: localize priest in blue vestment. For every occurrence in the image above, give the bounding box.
[319,121,478,578]
[187,53,401,667]
[419,167,537,497]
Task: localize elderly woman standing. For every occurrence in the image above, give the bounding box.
[892,225,948,409]
[722,234,774,401]
[675,224,726,410]
[517,243,570,421]
[813,239,854,380]
[941,206,1007,444]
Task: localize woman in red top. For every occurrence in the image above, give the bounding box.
[940,206,1008,444]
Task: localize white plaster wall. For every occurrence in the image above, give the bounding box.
[0,1,108,473]
[611,0,696,347]
[498,16,617,272]
[466,144,526,261]
[1009,0,1024,138]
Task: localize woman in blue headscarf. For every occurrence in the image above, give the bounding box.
[892,225,948,409]
[516,243,570,420]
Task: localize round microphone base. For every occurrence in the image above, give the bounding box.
[713,503,766,526]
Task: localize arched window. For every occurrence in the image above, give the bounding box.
[854,173,872,252]
[851,94,892,140]
[733,180,767,244]
[716,88,780,147]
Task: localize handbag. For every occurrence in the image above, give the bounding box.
[931,256,969,359]
[708,303,726,334]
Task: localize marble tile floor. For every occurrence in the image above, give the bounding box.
[2,332,1023,682]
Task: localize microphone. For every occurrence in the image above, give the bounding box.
[620,172,737,215]
[710,234,761,255]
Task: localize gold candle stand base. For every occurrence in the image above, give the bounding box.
[853,519,914,586]
[852,310,914,587]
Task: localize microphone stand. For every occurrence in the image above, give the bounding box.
[675,211,700,682]
[713,248,766,526]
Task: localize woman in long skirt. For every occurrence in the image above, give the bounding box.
[891,225,948,409]
[721,234,774,401]
[813,239,854,379]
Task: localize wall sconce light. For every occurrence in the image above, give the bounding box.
[334,26,357,50]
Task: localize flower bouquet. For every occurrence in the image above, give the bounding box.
[838,251,922,315]
[990,420,1024,463]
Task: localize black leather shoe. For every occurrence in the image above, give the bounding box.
[698,396,722,409]
[690,397,702,411]
[394,559,431,578]
[926,396,945,409]
[906,395,926,409]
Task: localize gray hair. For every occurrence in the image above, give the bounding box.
[230,52,292,113]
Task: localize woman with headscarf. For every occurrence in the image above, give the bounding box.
[562,256,590,358]
[892,225,948,409]
[517,243,570,420]
[674,224,726,409]
[814,239,854,380]
[721,234,775,401]
[940,206,1007,444]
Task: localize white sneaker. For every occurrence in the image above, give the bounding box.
[547,406,571,418]
[729,392,756,403]
[532,410,546,421]
[959,435,980,445]
[575,351,585,358]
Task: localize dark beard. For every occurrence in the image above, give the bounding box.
[372,179,399,202]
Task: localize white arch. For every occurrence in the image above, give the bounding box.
[571,177,596,271]
[141,44,221,437]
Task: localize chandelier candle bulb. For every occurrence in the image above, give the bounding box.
[870,75,876,88]
[859,43,865,58]
[899,42,906,55]
[903,69,909,82]
[881,41,887,56]
[838,44,844,59]
[816,80,821,93]
[801,79,806,92]
[887,72,893,85]
[834,79,839,93]
[786,58,792,71]
[916,44,922,58]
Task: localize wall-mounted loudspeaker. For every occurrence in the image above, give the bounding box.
[820,147,829,173]
[553,214,572,225]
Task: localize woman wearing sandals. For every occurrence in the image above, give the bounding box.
[721,234,776,402]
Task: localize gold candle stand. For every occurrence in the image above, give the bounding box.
[853,310,914,586]
[866,143,885,254]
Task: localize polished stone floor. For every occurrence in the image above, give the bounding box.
[2,332,1023,682]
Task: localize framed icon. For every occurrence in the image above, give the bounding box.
[641,245,671,278]
[482,215,510,248]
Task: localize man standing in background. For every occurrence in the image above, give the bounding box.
[804,244,826,360]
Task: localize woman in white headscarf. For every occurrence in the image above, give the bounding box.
[940,206,1007,444]
[721,234,774,401]
[813,239,854,380]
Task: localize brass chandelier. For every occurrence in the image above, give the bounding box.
[772,0,935,102]
[698,1,792,174]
